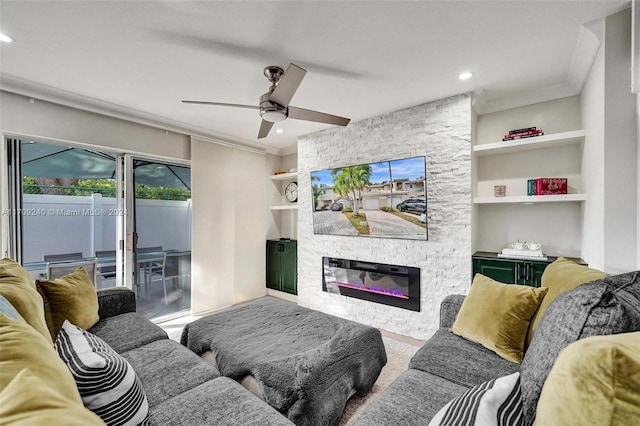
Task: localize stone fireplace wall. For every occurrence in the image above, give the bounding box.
[297,93,473,340]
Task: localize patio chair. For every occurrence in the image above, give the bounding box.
[46,259,98,288]
[138,247,163,270]
[163,252,182,290]
[43,252,83,262]
[95,250,117,284]
[137,247,167,304]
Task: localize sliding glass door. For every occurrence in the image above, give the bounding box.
[6,138,123,288]
[3,138,191,321]
[126,155,191,320]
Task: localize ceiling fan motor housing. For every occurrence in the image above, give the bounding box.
[259,92,287,122]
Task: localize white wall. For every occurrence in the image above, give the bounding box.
[603,9,638,273]
[297,93,472,340]
[581,31,606,269]
[581,9,638,273]
[191,137,267,315]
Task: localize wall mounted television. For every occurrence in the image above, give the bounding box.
[310,156,427,240]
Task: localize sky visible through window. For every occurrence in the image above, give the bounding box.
[311,156,426,187]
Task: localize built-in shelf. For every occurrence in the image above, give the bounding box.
[270,205,298,210]
[473,129,586,156]
[270,172,298,181]
[474,194,586,204]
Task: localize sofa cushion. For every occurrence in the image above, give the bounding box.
[0,313,82,405]
[0,368,105,426]
[520,270,640,425]
[352,369,469,426]
[149,377,294,426]
[89,312,167,353]
[96,287,136,319]
[36,266,100,341]
[121,339,220,408]
[0,257,53,344]
[439,294,466,328]
[451,274,547,363]
[533,332,640,426]
[56,320,150,426]
[526,257,605,346]
[428,372,523,426]
[410,329,520,387]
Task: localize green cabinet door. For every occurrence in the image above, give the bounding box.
[525,261,547,287]
[265,240,297,295]
[266,240,281,290]
[281,241,297,294]
[472,258,517,284]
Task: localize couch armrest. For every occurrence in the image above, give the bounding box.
[97,287,136,320]
[439,294,466,328]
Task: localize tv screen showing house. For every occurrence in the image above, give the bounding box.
[310,156,427,240]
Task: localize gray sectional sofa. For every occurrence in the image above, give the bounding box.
[90,287,294,426]
[352,294,519,424]
[354,270,640,425]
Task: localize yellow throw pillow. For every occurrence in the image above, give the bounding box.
[0,313,82,404]
[526,257,605,346]
[0,258,53,345]
[36,267,99,342]
[0,368,105,426]
[451,274,548,363]
[534,332,640,425]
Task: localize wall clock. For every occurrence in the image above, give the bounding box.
[285,181,298,203]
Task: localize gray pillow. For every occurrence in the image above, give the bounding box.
[520,270,640,425]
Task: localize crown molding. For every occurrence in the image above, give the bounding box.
[567,19,603,93]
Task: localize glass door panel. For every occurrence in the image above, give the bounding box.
[15,139,122,288]
[130,157,191,320]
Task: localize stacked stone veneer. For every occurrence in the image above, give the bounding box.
[297,93,473,340]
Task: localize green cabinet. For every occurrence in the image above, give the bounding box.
[266,239,297,295]
[472,252,586,288]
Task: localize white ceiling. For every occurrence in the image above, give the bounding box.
[0,0,630,155]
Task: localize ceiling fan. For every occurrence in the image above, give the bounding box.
[182,63,351,139]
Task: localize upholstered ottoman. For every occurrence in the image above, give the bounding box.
[180,297,387,426]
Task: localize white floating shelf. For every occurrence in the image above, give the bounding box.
[270,205,299,210]
[473,130,586,156]
[474,194,586,204]
[270,172,298,181]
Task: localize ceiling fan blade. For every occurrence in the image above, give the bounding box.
[288,106,350,126]
[182,100,259,110]
[257,119,274,139]
[269,63,306,107]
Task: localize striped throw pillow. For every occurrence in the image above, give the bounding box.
[428,372,523,426]
[55,320,150,426]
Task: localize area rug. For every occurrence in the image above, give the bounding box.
[161,323,419,425]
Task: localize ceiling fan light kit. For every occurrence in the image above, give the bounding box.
[259,92,287,123]
[182,63,350,139]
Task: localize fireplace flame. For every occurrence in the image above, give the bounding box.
[334,281,409,299]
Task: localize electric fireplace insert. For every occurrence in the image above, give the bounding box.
[322,257,420,311]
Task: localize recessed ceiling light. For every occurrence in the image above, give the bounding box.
[275,128,284,134]
[0,32,15,43]
[458,72,473,80]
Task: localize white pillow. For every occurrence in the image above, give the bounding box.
[428,372,523,426]
[55,320,150,426]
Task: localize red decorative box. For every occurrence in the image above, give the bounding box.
[535,178,567,195]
